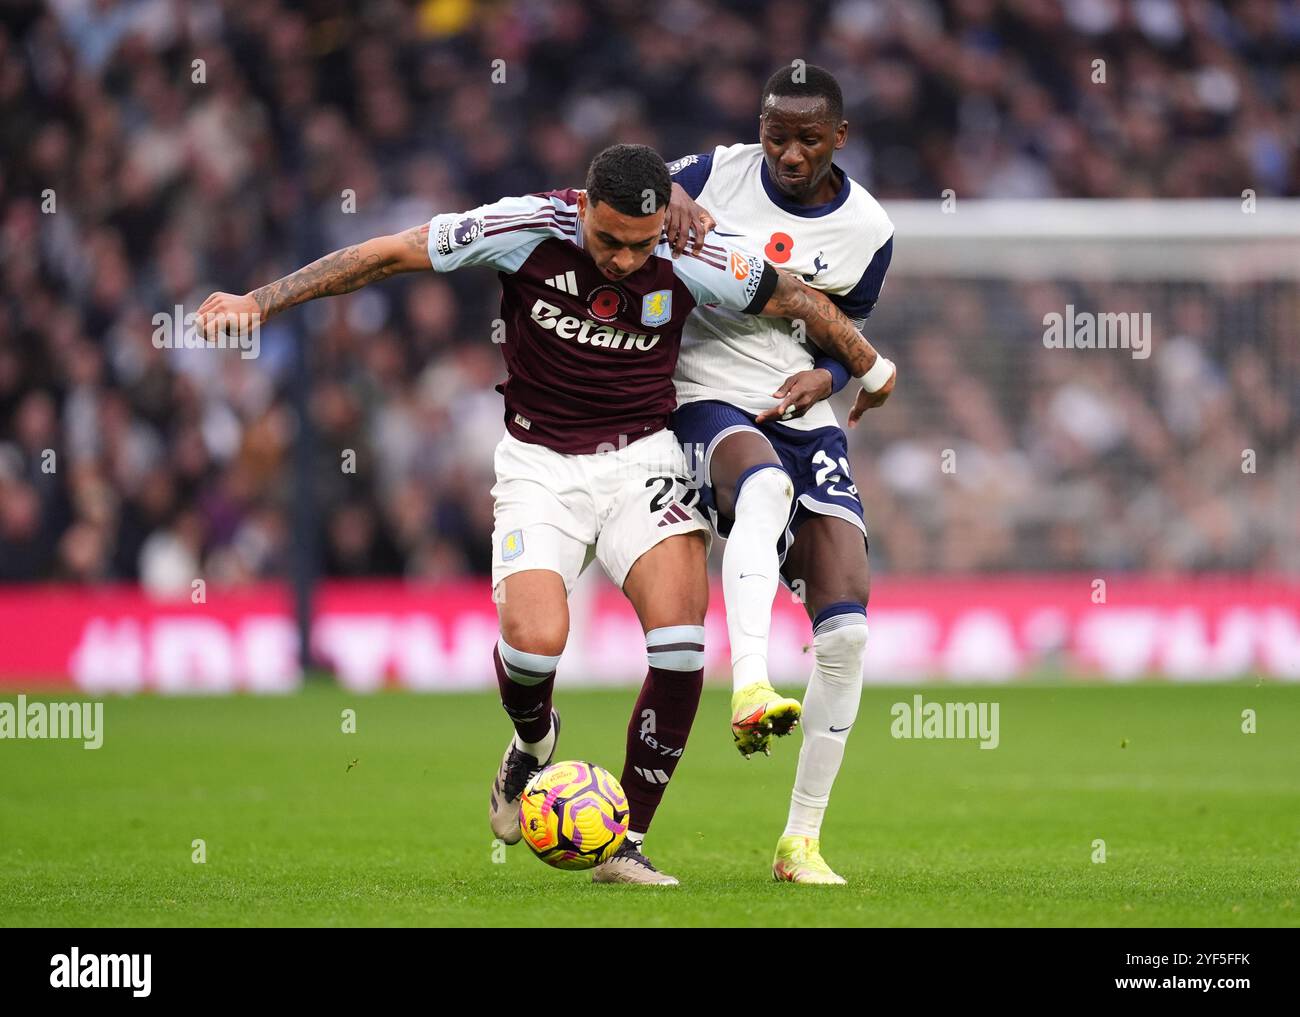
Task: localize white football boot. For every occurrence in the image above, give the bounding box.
[488,709,560,844]
[591,839,679,886]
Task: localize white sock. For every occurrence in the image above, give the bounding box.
[785,613,868,839]
[722,467,793,692]
[515,720,555,762]
[625,830,644,846]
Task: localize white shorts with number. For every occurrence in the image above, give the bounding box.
[490,429,710,594]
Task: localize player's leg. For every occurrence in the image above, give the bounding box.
[672,401,801,757]
[619,530,709,834]
[713,431,805,756]
[486,437,593,843]
[774,514,870,884]
[711,430,789,691]
[594,530,708,885]
[588,430,710,884]
[494,566,568,760]
[487,552,583,843]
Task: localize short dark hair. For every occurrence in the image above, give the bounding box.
[585,144,671,217]
[761,63,844,123]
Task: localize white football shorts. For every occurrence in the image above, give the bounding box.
[489,428,709,593]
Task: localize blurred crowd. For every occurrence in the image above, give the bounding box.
[1,0,1297,589]
[853,278,1299,573]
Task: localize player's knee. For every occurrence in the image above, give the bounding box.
[498,616,568,659]
[643,598,707,631]
[806,571,870,617]
[810,605,868,687]
[733,466,794,532]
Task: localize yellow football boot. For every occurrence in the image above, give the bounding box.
[730,680,801,757]
[772,835,847,885]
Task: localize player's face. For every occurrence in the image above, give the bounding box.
[578,191,666,281]
[759,97,847,203]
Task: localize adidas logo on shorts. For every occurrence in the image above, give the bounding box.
[656,502,692,527]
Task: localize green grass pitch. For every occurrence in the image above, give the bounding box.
[1,682,1297,927]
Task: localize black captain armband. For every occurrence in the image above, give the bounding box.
[743,262,780,314]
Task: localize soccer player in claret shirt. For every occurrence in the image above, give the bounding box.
[196,143,895,885]
[661,65,896,884]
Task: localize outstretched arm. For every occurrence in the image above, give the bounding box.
[758,269,896,427]
[195,223,431,340]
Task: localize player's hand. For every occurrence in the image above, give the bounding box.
[847,364,896,428]
[194,292,262,344]
[755,369,834,424]
[665,182,716,258]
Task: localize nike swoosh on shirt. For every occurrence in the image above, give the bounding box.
[829,724,853,733]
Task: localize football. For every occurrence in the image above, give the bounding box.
[519,761,630,870]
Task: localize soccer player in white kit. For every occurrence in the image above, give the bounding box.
[663,65,897,884]
[195,143,896,885]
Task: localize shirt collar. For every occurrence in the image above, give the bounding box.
[759,160,852,218]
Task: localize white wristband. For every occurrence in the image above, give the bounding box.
[857,356,895,394]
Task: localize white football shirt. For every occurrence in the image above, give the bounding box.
[669,143,894,430]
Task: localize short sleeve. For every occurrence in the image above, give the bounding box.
[829,234,893,326]
[427,194,575,274]
[667,151,716,199]
[665,234,775,313]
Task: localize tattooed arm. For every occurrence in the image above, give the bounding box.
[758,268,896,426]
[195,224,431,341]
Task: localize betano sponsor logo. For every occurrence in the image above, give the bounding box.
[530,299,661,351]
